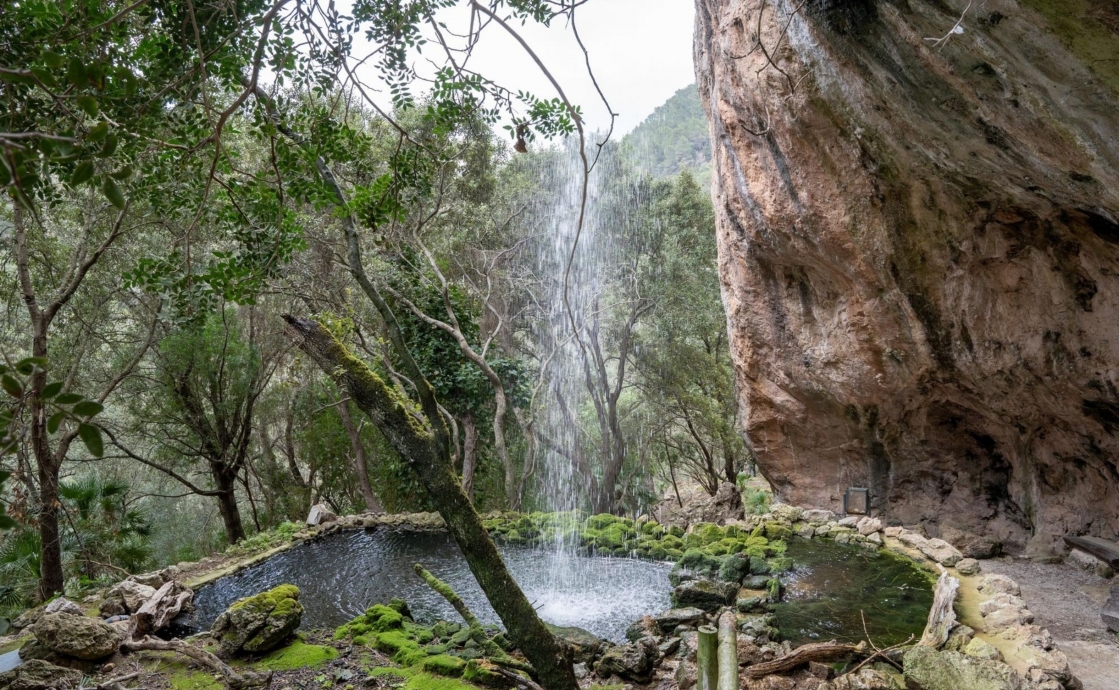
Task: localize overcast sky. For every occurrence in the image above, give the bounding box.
[347,1,698,136]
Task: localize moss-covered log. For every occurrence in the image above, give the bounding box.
[413,562,534,674]
[282,316,576,690]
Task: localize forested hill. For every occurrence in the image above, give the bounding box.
[623,84,712,187]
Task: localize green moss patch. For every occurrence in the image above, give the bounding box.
[254,640,338,671]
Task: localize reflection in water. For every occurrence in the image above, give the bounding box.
[184,528,673,642]
[772,537,934,647]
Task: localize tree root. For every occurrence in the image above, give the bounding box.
[412,562,536,676]
[121,637,272,689]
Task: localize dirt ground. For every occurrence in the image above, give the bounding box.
[979,557,1119,690]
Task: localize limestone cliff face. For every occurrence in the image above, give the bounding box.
[694,0,1119,549]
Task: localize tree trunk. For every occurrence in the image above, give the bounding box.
[283,315,577,690]
[213,467,246,544]
[461,412,478,500]
[30,328,64,599]
[338,397,382,512]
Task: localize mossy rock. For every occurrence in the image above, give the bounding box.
[335,604,404,640]
[585,514,621,530]
[648,544,669,560]
[666,547,685,560]
[212,584,304,655]
[640,521,665,537]
[420,654,467,677]
[768,556,794,573]
[661,534,684,550]
[678,548,721,576]
[668,525,686,538]
[718,552,752,583]
[764,522,793,540]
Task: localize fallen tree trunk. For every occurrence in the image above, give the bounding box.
[121,637,271,689]
[744,642,862,679]
[919,568,959,648]
[282,315,576,690]
[131,580,193,637]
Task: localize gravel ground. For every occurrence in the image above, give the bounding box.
[980,557,1119,690]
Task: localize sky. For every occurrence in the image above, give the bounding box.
[347,0,698,136]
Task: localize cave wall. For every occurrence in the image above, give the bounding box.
[694,0,1119,550]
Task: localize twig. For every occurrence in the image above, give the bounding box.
[925,1,971,50]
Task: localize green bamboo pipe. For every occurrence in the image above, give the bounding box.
[697,624,718,690]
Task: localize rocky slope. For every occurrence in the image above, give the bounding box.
[694,0,1119,550]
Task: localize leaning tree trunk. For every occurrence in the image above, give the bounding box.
[696,0,1119,546]
[283,315,577,690]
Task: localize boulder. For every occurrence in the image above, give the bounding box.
[1102,585,1119,633]
[940,526,1001,559]
[964,638,1002,662]
[42,598,82,617]
[856,517,883,536]
[802,509,836,524]
[654,607,706,632]
[546,624,603,663]
[30,612,122,660]
[956,558,981,576]
[306,503,337,526]
[595,641,653,682]
[624,616,660,643]
[918,538,964,567]
[838,516,861,528]
[979,574,1021,597]
[903,645,1024,690]
[769,503,802,522]
[211,584,303,655]
[736,613,778,641]
[672,579,737,611]
[99,580,157,617]
[0,659,83,690]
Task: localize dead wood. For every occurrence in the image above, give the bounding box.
[744,642,862,679]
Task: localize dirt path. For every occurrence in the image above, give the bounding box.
[979,557,1119,690]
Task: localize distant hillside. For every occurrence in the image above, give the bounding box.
[624,84,712,187]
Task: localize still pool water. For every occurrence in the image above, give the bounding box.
[182,528,673,642]
[180,529,932,647]
[772,537,934,647]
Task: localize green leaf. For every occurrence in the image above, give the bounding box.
[55,393,83,404]
[0,515,15,530]
[47,411,67,434]
[102,177,126,209]
[73,401,104,417]
[0,470,10,483]
[97,134,118,158]
[41,382,63,398]
[15,357,44,375]
[110,165,133,180]
[1,375,23,398]
[87,121,109,143]
[66,57,85,87]
[78,423,104,457]
[76,95,98,117]
[42,50,64,70]
[70,161,95,186]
